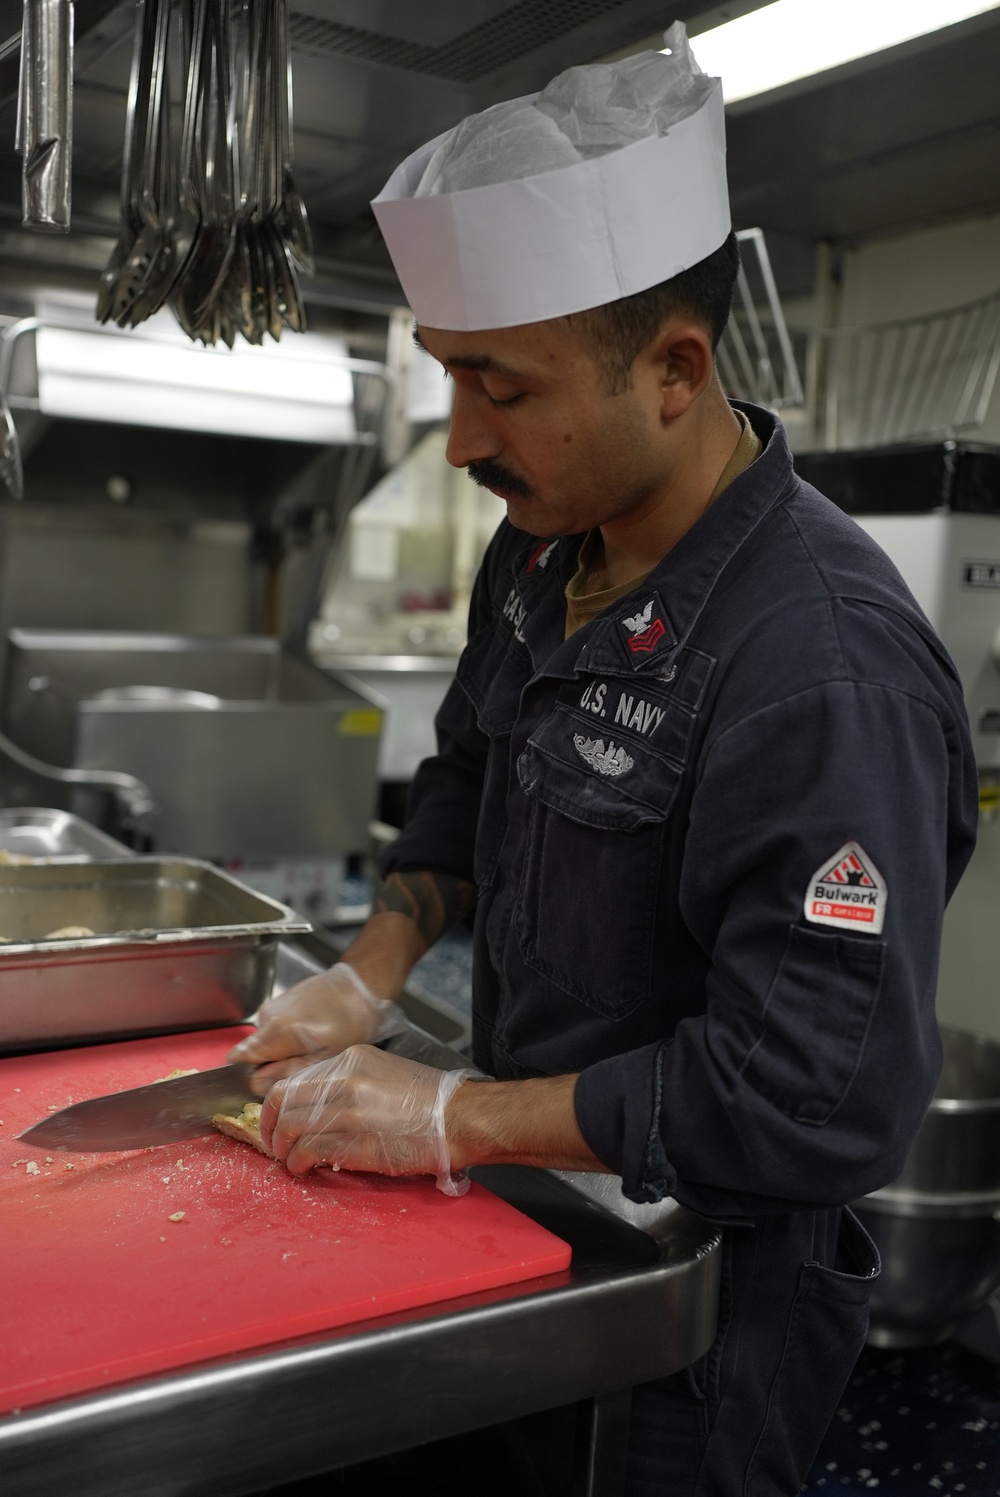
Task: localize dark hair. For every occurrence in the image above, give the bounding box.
[567,229,740,394]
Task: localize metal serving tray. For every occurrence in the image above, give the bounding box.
[0,858,309,1052]
[0,807,131,861]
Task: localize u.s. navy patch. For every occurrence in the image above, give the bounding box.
[804,841,887,935]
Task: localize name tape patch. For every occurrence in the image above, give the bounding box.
[804,841,887,935]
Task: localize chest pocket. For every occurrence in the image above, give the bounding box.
[514,706,688,1019]
[456,621,533,888]
[456,618,531,737]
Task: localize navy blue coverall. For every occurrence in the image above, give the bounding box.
[382,404,978,1495]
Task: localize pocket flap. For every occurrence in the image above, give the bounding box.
[517,715,684,831]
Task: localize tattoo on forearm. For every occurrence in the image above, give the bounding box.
[373,871,477,947]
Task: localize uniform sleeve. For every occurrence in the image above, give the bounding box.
[573,678,978,1218]
[378,542,500,885]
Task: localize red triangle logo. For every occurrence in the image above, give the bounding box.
[817,848,876,888]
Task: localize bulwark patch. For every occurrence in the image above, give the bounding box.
[804,841,887,935]
[621,599,666,655]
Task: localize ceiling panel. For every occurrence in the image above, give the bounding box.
[0,0,997,304]
[726,11,1000,243]
[290,0,516,51]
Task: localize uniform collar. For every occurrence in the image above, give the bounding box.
[571,402,796,678]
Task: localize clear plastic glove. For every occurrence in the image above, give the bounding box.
[260,1044,476,1196]
[227,964,404,1094]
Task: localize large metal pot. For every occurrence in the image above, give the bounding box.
[854,1026,1000,1347]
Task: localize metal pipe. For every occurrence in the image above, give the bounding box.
[0,725,156,836]
[17,0,73,232]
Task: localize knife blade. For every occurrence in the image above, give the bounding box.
[17,1064,259,1151]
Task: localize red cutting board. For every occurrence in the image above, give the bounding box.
[0,1028,571,1415]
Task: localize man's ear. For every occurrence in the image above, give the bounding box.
[649,322,715,421]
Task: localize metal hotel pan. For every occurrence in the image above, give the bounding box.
[0,807,132,861]
[0,858,309,1052]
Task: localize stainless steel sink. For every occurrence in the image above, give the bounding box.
[0,630,384,859]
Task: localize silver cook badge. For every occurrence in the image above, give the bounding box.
[573,734,634,778]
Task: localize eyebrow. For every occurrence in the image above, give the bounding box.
[412,326,526,379]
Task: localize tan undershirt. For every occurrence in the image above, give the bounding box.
[564,410,764,639]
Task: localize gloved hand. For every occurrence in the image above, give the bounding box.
[259,1044,476,1196]
[227,963,404,1094]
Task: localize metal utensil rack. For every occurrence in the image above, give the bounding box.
[807,287,1000,452]
[717,227,805,413]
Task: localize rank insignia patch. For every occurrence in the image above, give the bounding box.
[526,540,558,573]
[621,599,666,655]
[804,841,887,935]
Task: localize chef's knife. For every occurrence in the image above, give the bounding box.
[17,1064,259,1151]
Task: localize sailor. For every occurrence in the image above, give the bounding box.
[230,26,977,1494]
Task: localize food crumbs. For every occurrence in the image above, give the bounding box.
[47,1104,59,1111]
[161,1176,171,1183]
[175,1160,185,1170]
[63,1163,75,1171]
[159,1236,166,1242]
[25,1161,39,1175]
[168,1211,186,1223]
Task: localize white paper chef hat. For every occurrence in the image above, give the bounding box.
[372,23,730,332]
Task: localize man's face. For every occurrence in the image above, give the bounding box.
[416,319,674,537]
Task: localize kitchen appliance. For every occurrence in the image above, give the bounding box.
[854,1026,1000,1347]
[0,630,384,860]
[0,856,308,1051]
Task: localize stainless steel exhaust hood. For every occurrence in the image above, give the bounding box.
[1,295,392,444]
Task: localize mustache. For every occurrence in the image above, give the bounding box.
[466,459,534,500]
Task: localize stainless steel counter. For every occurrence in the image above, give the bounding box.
[0,995,721,1497]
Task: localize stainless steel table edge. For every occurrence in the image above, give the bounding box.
[314,654,461,674]
[0,949,722,1497]
[0,1214,720,1497]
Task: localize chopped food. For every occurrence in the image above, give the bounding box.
[0,850,32,865]
[43,926,96,940]
[63,1163,75,1171]
[153,1068,199,1084]
[167,1211,186,1223]
[25,1161,39,1175]
[212,1102,275,1158]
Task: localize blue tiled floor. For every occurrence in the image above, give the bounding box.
[804,1344,1000,1494]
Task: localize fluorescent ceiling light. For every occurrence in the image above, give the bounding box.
[684,0,1000,103]
[30,311,357,443]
